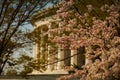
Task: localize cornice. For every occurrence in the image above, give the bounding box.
[31,3,61,25]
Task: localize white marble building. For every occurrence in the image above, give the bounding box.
[31,5,85,74]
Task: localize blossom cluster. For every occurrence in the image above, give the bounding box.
[47,0,120,80]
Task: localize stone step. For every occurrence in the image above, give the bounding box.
[0,74,80,80]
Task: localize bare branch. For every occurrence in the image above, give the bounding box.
[0,1,24,56]
[0,2,10,27]
[0,0,7,19]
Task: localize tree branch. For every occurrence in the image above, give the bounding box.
[0,2,10,27]
[0,0,24,56]
[0,0,7,19]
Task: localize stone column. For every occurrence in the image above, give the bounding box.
[85,55,92,64]
[48,23,52,37]
[33,43,38,59]
[47,45,52,70]
[57,45,64,70]
[40,47,43,59]
[58,22,62,35]
[71,49,77,66]
[47,23,52,70]
[85,47,92,64]
[56,22,64,70]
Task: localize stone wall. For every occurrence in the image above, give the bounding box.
[0,74,80,80]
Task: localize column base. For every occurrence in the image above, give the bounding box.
[30,69,68,75]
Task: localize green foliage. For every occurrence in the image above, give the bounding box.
[5,54,33,76]
[74,0,117,19]
[6,69,17,76]
[31,58,47,72]
[91,45,100,51]
[19,65,33,75]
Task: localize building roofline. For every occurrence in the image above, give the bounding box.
[31,3,61,25]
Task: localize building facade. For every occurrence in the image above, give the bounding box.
[31,4,86,74]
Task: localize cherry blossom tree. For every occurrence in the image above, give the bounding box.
[46,0,120,80]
